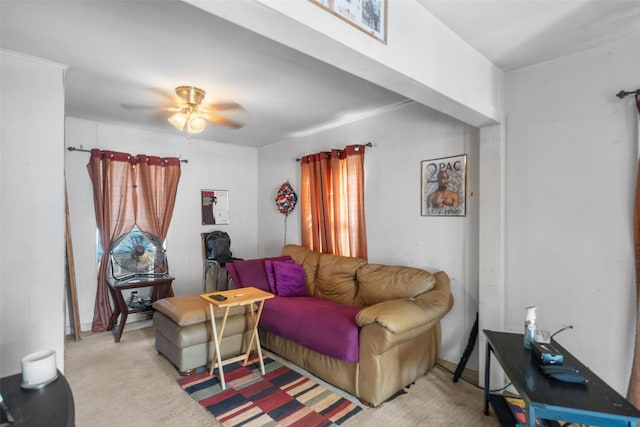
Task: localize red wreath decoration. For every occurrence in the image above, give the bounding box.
[275,181,298,215]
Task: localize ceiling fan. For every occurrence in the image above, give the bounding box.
[166,86,245,134]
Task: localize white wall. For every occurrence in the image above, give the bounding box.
[187,0,504,127]
[64,117,258,331]
[66,102,481,366]
[1,50,67,376]
[257,102,480,366]
[504,36,640,393]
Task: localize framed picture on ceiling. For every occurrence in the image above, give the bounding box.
[421,154,467,217]
[201,189,230,225]
[309,0,387,43]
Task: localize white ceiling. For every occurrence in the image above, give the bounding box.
[0,0,408,147]
[2,1,639,147]
[418,0,640,71]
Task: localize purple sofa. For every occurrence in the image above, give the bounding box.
[226,245,453,407]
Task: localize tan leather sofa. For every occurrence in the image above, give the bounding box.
[259,245,454,407]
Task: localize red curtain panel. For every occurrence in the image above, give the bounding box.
[87,150,181,332]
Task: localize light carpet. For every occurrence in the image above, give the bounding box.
[64,325,500,426]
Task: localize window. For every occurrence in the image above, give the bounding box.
[97,226,166,280]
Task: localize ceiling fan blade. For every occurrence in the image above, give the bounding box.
[124,86,245,130]
[149,87,175,103]
[205,113,245,129]
[202,102,243,112]
[120,103,181,112]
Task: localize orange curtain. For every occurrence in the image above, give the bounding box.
[87,150,181,332]
[300,144,367,258]
[628,94,640,407]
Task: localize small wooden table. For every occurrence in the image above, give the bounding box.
[107,275,174,342]
[200,287,274,390]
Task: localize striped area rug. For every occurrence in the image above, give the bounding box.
[178,355,363,426]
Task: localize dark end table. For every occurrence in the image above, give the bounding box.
[107,275,174,342]
[0,370,74,426]
[484,330,640,427]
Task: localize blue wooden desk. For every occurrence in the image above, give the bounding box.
[484,330,640,427]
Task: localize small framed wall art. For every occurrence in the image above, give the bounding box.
[309,0,387,43]
[421,154,467,217]
[201,189,230,225]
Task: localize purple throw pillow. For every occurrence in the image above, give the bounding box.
[234,259,270,291]
[265,258,295,293]
[273,262,309,297]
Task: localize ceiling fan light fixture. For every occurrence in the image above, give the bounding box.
[175,86,206,105]
[165,85,242,137]
[168,112,187,131]
[187,114,207,134]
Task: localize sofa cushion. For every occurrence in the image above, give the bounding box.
[281,245,322,295]
[315,253,367,305]
[259,296,361,362]
[228,256,293,291]
[272,262,309,297]
[355,264,436,306]
[234,259,270,291]
[264,258,294,293]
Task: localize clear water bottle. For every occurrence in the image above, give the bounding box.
[524,306,537,349]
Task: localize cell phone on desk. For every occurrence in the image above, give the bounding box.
[209,294,227,301]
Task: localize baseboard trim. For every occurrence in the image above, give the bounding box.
[65,312,153,335]
[436,358,479,386]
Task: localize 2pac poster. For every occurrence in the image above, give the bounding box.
[421,155,466,217]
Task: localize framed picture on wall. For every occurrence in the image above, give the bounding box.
[308,0,387,43]
[421,154,467,217]
[201,189,230,225]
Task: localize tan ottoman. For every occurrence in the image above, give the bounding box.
[153,294,256,375]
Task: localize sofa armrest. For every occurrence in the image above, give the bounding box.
[412,271,454,327]
[355,271,453,334]
[356,299,427,333]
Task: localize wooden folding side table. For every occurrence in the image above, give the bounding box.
[200,287,274,390]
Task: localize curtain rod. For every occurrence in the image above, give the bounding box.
[616,89,640,99]
[296,142,372,162]
[67,146,188,163]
